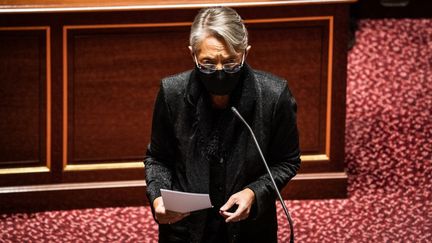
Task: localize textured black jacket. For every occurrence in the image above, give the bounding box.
[144,64,301,243]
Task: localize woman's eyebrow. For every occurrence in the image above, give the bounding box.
[200,53,238,61]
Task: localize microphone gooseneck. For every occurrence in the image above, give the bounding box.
[231,107,295,243]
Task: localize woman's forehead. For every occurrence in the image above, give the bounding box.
[197,36,239,59]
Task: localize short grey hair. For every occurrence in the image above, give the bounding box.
[189,7,248,54]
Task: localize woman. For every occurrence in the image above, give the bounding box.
[145,6,301,243]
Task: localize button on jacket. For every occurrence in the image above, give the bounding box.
[145,63,301,243]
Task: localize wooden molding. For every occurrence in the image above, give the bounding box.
[0,166,50,175]
[294,171,347,180]
[0,179,146,194]
[284,171,348,199]
[0,172,346,194]
[300,154,330,161]
[0,172,347,212]
[326,16,334,159]
[0,1,357,13]
[63,162,144,171]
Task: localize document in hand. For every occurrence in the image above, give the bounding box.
[160,189,213,213]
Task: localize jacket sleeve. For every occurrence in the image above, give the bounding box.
[246,85,301,219]
[144,84,177,207]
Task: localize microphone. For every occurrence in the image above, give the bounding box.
[231,107,295,243]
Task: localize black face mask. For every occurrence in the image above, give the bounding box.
[196,67,243,96]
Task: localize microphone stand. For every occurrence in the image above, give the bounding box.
[231,107,295,243]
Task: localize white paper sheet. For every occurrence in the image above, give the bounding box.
[160,189,213,213]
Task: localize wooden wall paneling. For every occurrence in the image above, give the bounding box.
[0,27,52,186]
[246,17,331,158]
[237,4,349,194]
[329,4,349,172]
[60,16,337,180]
[0,180,147,212]
[61,24,194,182]
[0,2,353,211]
[244,15,348,198]
[283,171,348,199]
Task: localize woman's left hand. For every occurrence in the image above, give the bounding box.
[219,188,255,223]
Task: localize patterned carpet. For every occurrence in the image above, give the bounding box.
[280,19,432,242]
[1,19,431,242]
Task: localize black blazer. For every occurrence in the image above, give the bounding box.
[145,64,301,243]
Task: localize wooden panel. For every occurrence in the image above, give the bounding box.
[65,26,191,167]
[0,28,49,170]
[0,180,147,212]
[247,19,329,155]
[64,18,331,169]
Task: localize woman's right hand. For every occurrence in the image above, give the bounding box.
[153,196,190,224]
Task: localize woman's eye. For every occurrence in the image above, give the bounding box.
[202,59,215,64]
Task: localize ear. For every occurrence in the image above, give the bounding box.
[245,45,252,57]
[188,46,195,58]
[189,45,199,63]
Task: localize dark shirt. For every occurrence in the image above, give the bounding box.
[202,108,229,242]
[207,108,228,208]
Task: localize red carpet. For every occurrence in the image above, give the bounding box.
[1,19,431,242]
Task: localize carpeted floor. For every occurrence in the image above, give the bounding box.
[278,19,432,242]
[1,19,431,242]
